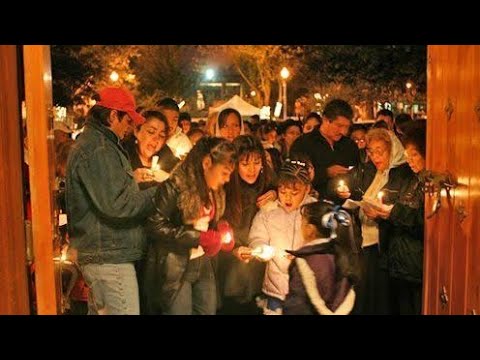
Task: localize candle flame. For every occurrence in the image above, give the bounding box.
[377,191,384,203]
[252,245,275,261]
[223,232,232,244]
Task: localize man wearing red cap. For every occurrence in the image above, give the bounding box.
[66,87,157,315]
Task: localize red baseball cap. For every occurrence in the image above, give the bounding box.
[96,87,145,126]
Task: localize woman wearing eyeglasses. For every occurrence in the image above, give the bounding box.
[370,121,426,315]
[334,128,415,315]
[349,124,368,163]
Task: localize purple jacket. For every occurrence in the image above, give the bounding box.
[283,240,355,315]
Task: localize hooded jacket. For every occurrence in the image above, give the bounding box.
[283,239,356,315]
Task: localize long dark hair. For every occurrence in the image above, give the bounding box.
[180,136,237,207]
[224,135,273,227]
[301,201,361,284]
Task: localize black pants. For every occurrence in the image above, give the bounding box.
[352,244,390,315]
[389,277,422,315]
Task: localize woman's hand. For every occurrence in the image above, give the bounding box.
[152,169,170,183]
[363,205,380,219]
[133,168,155,183]
[193,216,210,232]
[256,190,277,208]
[233,246,253,263]
[376,204,394,219]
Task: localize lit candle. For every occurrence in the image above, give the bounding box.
[151,155,160,171]
[175,145,189,159]
[377,191,384,204]
[337,180,349,193]
[251,244,276,261]
[222,231,232,244]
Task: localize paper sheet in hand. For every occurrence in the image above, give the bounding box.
[361,198,389,212]
[342,199,361,210]
[343,198,389,212]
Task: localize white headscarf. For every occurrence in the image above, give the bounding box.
[361,130,406,247]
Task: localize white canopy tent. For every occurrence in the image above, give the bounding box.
[208,95,261,117]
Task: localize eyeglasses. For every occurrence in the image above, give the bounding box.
[366,147,388,157]
[288,160,307,168]
[353,138,365,144]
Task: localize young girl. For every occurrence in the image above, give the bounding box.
[219,135,276,314]
[283,201,360,315]
[246,160,316,314]
[143,136,237,315]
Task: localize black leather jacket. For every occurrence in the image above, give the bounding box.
[142,179,202,313]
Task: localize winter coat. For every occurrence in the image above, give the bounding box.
[283,240,356,315]
[143,163,226,313]
[219,180,270,303]
[385,173,424,283]
[66,121,156,265]
[248,195,316,300]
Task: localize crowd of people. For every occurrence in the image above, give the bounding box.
[52,86,427,315]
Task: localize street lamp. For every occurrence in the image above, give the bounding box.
[205,68,215,81]
[280,67,290,119]
[405,81,415,116]
[110,71,119,82]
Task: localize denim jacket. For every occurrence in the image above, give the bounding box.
[66,121,157,264]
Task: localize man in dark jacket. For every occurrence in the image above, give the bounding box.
[66,87,157,315]
[291,99,359,199]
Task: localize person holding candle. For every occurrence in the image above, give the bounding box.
[123,110,179,190]
[219,135,276,315]
[371,120,426,314]
[143,137,237,315]
[66,87,157,315]
[334,128,414,315]
[290,99,359,200]
[246,160,316,315]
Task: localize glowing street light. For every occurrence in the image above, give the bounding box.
[406,81,413,89]
[205,68,215,81]
[250,90,256,97]
[110,71,119,82]
[280,67,290,80]
[280,67,290,119]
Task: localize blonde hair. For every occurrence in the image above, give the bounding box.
[365,128,392,152]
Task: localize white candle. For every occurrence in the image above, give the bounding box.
[377,191,384,204]
[151,155,160,171]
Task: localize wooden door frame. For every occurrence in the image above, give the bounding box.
[23,45,59,315]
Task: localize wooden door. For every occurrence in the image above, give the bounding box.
[424,45,480,315]
[0,45,30,315]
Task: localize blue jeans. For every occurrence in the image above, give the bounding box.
[163,256,216,315]
[80,263,140,315]
[266,296,284,312]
